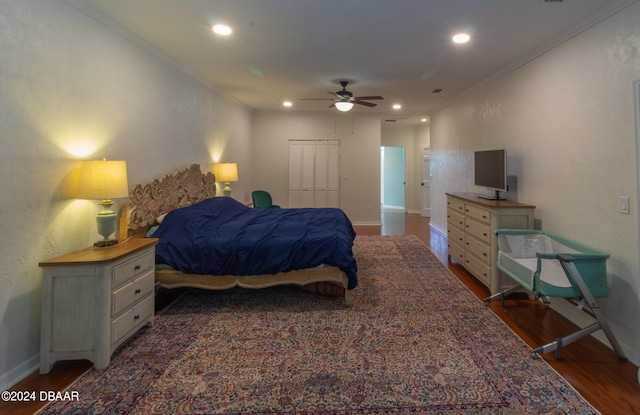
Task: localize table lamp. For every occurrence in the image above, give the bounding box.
[216,163,238,197]
[77,158,129,247]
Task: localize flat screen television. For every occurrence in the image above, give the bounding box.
[474,149,507,200]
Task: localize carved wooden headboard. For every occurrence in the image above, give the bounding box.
[122,164,216,237]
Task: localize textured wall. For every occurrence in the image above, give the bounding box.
[251,111,383,224]
[0,0,252,387]
[431,2,640,363]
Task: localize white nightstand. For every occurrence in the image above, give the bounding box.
[39,238,158,374]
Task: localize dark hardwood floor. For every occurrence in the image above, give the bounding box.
[3,213,639,415]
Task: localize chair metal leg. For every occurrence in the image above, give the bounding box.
[483,284,522,306]
[552,255,627,361]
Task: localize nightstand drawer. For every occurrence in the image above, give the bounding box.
[112,271,155,317]
[112,294,154,346]
[112,249,155,288]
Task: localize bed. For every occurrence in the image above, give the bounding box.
[121,164,356,306]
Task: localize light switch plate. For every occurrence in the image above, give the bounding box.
[619,196,630,214]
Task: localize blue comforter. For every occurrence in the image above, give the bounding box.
[153,197,358,289]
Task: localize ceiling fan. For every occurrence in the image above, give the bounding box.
[302,81,384,111]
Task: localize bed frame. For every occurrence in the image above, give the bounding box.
[120,164,352,306]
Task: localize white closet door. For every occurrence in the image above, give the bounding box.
[289,141,340,208]
[315,143,329,207]
[288,142,303,207]
[324,142,340,208]
[300,143,316,207]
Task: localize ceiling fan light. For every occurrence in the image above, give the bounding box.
[335,101,354,112]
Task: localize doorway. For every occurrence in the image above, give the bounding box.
[421,146,431,217]
[380,146,405,213]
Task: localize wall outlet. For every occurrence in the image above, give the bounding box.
[619,196,630,214]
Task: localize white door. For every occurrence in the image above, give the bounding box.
[421,147,431,217]
[289,141,340,208]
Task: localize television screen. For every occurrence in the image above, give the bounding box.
[474,149,507,197]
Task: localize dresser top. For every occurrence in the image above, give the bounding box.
[39,238,158,266]
[446,192,536,209]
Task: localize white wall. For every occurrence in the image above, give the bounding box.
[0,0,252,389]
[251,111,383,225]
[431,2,640,363]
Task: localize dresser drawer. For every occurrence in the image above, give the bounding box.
[465,253,491,286]
[465,236,491,266]
[447,209,465,230]
[112,294,154,346]
[465,204,491,225]
[112,249,155,289]
[448,225,465,247]
[447,197,465,214]
[465,218,491,243]
[112,271,155,317]
[448,240,465,263]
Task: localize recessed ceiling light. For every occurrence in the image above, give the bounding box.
[212,24,232,36]
[392,104,402,110]
[452,33,470,44]
[283,101,292,107]
[421,118,428,122]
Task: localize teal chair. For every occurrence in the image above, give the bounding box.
[252,190,280,208]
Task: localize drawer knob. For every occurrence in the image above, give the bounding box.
[135,289,141,294]
[134,265,141,270]
[134,314,140,321]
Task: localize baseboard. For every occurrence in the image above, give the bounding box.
[351,221,382,227]
[0,353,39,392]
[429,222,446,237]
[381,205,404,212]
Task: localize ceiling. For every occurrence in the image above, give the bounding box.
[67,0,636,123]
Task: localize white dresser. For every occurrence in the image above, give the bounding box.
[39,238,158,374]
[446,193,535,294]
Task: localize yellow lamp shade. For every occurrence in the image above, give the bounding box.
[215,163,238,182]
[77,159,129,246]
[215,163,238,197]
[77,159,129,200]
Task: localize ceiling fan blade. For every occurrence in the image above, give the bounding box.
[354,100,377,107]
[354,96,383,100]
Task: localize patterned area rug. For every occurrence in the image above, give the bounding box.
[40,236,597,414]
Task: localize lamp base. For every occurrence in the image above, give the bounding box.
[94,239,118,248]
[223,182,232,197]
[95,199,118,246]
